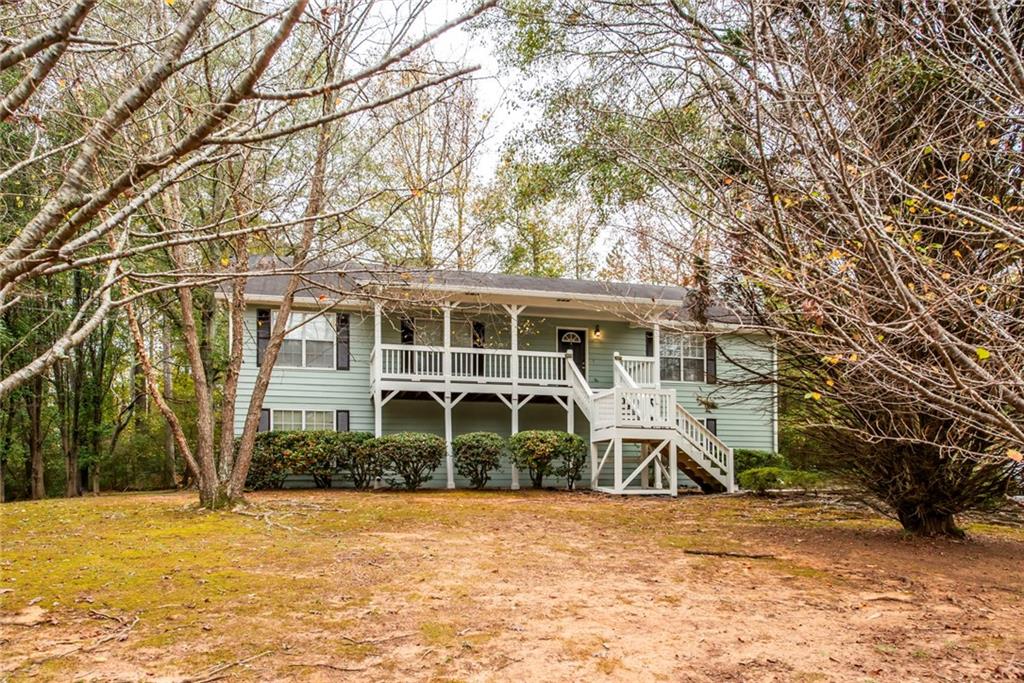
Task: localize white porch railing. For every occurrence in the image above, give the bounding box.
[675,404,733,478]
[451,348,511,381]
[380,345,444,379]
[618,355,658,388]
[519,350,566,383]
[378,344,568,385]
[592,387,676,430]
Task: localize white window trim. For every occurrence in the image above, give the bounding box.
[273,311,336,369]
[269,408,335,431]
[660,331,706,384]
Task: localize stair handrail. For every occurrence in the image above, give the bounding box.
[564,350,593,419]
[674,403,734,482]
[612,352,639,389]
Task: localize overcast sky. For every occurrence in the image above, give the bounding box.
[422,1,529,178]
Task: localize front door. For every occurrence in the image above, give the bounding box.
[557,328,587,377]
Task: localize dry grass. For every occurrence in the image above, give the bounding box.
[1,490,1022,681]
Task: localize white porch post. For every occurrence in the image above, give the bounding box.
[373,302,382,437]
[613,438,623,492]
[566,396,574,433]
[589,442,598,489]
[443,304,455,489]
[504,304,524,491]
[652,322,661,388]
[669,439,679,497]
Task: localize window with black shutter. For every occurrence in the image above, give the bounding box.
[704,418,717,435]
[335,410,350,432]
[256,308,270,366]
[645,331,654,357]
[705,336,717,384]
[335,312,350,370]
[258,408,270,432]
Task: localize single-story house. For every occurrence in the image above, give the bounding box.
[226,260,778,495]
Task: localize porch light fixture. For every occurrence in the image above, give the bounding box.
[593,324,602,339]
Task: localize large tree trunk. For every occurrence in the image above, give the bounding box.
[896,507,963,538]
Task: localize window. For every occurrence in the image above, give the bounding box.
[274,312,335,368]
[660,332,706,383]
[305,410,333,430]
[271,409,334,431]
[272,410,303,431]
[413,318,473,347]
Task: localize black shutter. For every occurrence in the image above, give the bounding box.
[705,418,717,435]
[335,410,350,432]
[645,331,654,357]
[472,321,486,376]
[256,308,271,366]
[258,408,270,432]
[400,317,414,344]
[705,336,717,384]
[335,312,350,370]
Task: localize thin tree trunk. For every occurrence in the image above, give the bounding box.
[25,375,45,499]
[162,315,178,487]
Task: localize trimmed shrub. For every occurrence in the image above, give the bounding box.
[734,449,789,474]
[283,431,344,488]
[738,467,822,494]
[330,431,374,487]
[349,437,384,490]
[374,432,445,491]
[243,430,374,490]
[453,432,505,489]
[245,432,292,490]
[509,430,563,488]
[556,432,587,490]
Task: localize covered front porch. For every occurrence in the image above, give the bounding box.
[367,300,665,490]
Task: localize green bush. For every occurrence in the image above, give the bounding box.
[509,430,563,488]
[284,431,343,488]
[734,449,787,474]
[374,432,445,490]
[555,432,587,490]
[738,466,822,494]
[453,432,505,489]
[243,430,373,490]
[330,431,374,487]
[245,432,292,490]
[349,437,384,490]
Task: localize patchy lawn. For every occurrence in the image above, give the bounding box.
[1,491,1022,682]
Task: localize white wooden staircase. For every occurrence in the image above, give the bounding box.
[565,352,735,496]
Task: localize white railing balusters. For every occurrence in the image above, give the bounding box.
[377,344,568,386]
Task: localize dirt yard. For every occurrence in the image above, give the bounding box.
[1,490,1022,682]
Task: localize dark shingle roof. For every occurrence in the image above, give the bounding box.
[237,256,744,325]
